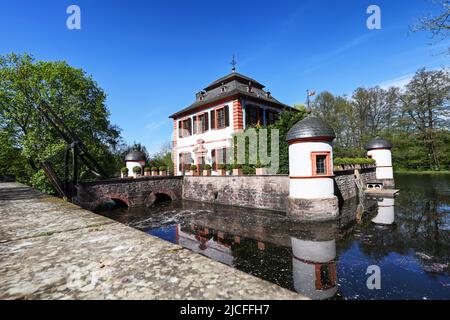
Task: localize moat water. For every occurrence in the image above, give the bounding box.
[97,174,450,300]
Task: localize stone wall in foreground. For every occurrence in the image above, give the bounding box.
[183,167,376,212]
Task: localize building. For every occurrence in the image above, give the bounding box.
[169,71,292,176]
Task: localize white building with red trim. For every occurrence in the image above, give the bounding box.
[169,71,292,175]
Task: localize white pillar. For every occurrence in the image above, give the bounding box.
[365,138,395,187]
[286,117,339,221]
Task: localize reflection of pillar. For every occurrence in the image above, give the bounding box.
[286,116,339,221]
[291,238,338,300]
[372,197,395,225]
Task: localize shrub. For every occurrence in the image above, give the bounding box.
[191,165,197,171]
[204,164,212,171]
[159,166,167,171]
[255,161,265,168]
[120,167,129,173]
[218,164,227,170]
[132,166,142,173]
[233,163,242,169]
[334,157,376,166]
[226,164,233,171]
[144,166,151,172]
[151,166,158,171]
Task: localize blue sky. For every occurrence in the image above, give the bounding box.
[0,0,448,154]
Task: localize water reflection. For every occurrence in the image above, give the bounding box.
[371,197,395,226]
[97,174,450,300]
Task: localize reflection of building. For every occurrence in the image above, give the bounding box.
[177,225,235,266]
[291,237,338,300]
[372,197,395,225]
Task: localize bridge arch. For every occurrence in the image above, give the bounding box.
[92,195,130,212]
[144,189,177,207]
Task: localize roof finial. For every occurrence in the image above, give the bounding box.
[231,54,237,73]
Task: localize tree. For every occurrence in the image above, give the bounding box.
[399,68,450,170]
[412,0,450,43]
[0,53,122,193]
[148,141,174,173]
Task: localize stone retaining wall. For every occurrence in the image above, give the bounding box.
[183,167,376,212]
[183,175,289,212]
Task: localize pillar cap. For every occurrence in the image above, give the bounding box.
[364,137,392,150]
[286,116,335,142]
[125,150,146,161]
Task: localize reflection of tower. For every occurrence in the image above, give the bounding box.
[372,197,395,225]
[291,237,338,300]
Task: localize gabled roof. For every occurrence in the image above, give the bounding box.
[169,72,292,119]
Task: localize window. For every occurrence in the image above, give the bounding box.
[217,108,226,129]
[212,148,227,170]
[246,105,263,127]
[211,106,229,130]
[265,110,279,125]
[315,263,337,290]
[179,118,192,138]
[195,113,209,134]
[179,152,191,171]
[311,152,331,176]
[316,155,326,175]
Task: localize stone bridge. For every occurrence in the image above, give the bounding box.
[75,176,183,211]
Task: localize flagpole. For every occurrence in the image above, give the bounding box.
[307,89,310,110]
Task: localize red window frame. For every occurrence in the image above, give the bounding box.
[311,151,331,176]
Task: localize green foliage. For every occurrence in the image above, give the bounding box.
[120,167,128,173]
[132,166,141,173]
[159,166,166,171]
[334,158,376,166]
[148,141,173,173]
[151,166,158,171]
[204,164,212,171]
[0,53,122,193]
[144,166,151,172]
[218,164,226,170]
[232,163,242,169]
[190,165,197,171]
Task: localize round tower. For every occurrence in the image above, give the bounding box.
[365,137,394,187]
[125,150,146,176]
[286,116,339,221]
